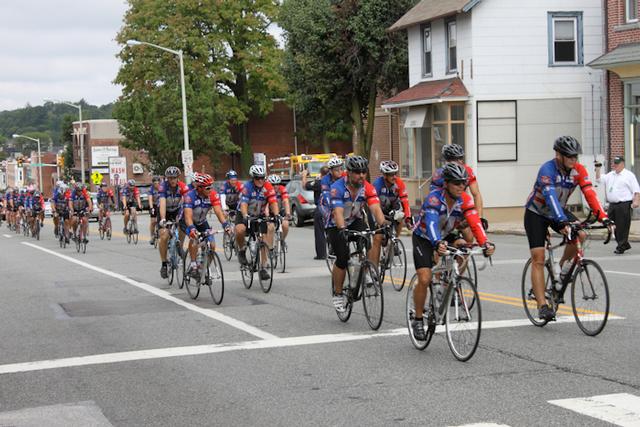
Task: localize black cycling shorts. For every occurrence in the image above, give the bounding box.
[326,218,367,270]
[413,233,462,270]
[149,205,159,218]
[166,210,179,223]
[524,208,578,249]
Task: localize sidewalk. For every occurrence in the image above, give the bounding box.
[489,219,640,242]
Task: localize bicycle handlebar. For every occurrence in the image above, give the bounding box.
[443,245,490,271]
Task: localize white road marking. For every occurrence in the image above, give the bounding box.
[3,234,12,238]
[549,393,640,426]
[449,424,511,427]
[21,242,278,341]
[0,315,624,375]
[605,270,640,278]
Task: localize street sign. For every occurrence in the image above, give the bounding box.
[181,149,193,166]
[91,172,104,185]
[108,157,127,186]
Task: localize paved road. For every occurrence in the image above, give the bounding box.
[0,213,639,426]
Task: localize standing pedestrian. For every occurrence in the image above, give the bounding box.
[595,156,640,254]
[302,167,329,260]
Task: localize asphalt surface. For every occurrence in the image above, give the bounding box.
[0,213,639,426]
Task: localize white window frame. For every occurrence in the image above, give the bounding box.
[477,100,518,162]
[446,19,457,74]
[627,0,638,23]
[422,24,432,77]
[552,16,578,65]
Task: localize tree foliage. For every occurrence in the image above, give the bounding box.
[114,0,285,175]
[281,0,413,158]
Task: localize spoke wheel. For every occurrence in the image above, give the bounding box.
[361,261,384,330]
[445,277,481,362]
[133,230,139,245]
[571,259,610,336]
[259,242,274,293]
[325,240,336,273]
[278,239,286,273]
[521,258,553,327]
[389,239,407,292]
[185,254,201,300]
[126,229,131,244]
[241,243,255,289]
[178,249,186,289]
[99,223,105,240]
[406,274,434,350]
[223,232,234,261]
[207,252,225,305]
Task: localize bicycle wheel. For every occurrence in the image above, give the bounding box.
[99,223,105,240]
[325,240,336,273]
[389,239,407,292]
[241,241,255,289]
[361,260,384,330]
[178,249,186,289]
[223,232,233,261]
[126,228,131,244]
[106,218,112,240]
[465,255,478,288]
[35,221,40,241]
[133,230,139,245]
[278,239,286,273]
[259,242,274,293]
[571,259,610,336]
[75,232,81,253]
[207,252,225,305]
[521,258,553,327]
[185,254,201,300]
[271,235,280,270]
[445,277,481,362]
[406,274,434,350]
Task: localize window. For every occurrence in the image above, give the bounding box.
[477,101,517,162]
[422,24,432,77]
[548,12,583,66]
[627,0,638,22]
[446,20,457,73]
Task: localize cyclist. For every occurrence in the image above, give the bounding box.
[235,165,279,281]
[431,144,487,230]
[53,183,71,243]
[372,160,414,262]
[158,166,189,279]
[328,156,387,313]
[222,170,243,215]
[525,136,612,321]
[4,189,13,229]
[30,190,45,233]
[267,174,291,244]
[97,182,115,232]
[16,188,26,228]
[148,176,161,246]
[319,157,347,226]
[411,163,495,340]
[69,183,92,243]
[24,189,34,231]
[121,179,142,235]
[180,173,230,278]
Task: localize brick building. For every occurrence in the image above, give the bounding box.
[590,0,640,174]
[28,151,58,196]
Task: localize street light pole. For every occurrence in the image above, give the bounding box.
[127,39,191,181]
[50,100,85,183]
[13,134,42,192]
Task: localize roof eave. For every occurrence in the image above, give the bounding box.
[382,96,469,110]
[388,0,481,33]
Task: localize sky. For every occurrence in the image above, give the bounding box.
[0,1,284,113]
[0,1,130,112]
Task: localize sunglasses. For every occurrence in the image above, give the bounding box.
[350,169,368,175]
[449,180,467,186]
[202,185,214,191]
[255,177,265,180]
[565,155,578,160]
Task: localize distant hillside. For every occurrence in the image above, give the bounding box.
[0,101,114,146]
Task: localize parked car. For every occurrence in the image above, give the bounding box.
[44,199,53,218]
[285,180,316,227]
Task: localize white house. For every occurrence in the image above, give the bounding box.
[383,0,606,221]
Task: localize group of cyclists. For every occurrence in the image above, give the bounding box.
[0,135,615,341]
[1,186,46,237]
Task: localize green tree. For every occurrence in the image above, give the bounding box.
[60,114,75,175]
[114,0,284,175]
[281,0,412,159]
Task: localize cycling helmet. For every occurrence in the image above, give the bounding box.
[165,166,181,178]
[78,183,87,190]
[33,191,40,197]
[441,162,469,183]
[267,174,281,185]
[327,157,344,169]
[249,165,266,178]
[226,170,238,179]
[442,144,465,161]
[192,173,214,188]
[127,179,136,186]
[59,184,68,191]
[345,155,369,172]
[152,176,161,183]
[100,182,107,187]
[380,160,399,174]
[553,136,582,157]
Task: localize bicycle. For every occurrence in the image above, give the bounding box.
[152,220,160,248]
[379,210,408,291]
[521,211,613,336]
[31,212,41,241]
[74,212,88,254]
[58,217,67,248]
[271,216,287,273]
[223,210,237,261]
[406,245,487,361]
[98,211,112,241]
[125,209,139,245]
[325,237,336,273]
[182,229,225,305]
[331,228,384,330]
[164,222,184,287]
[240,216,276,293]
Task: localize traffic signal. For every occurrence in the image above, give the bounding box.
[17,157,23,167]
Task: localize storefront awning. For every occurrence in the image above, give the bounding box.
[404,107,428,128]
[381,77,469,110]
[589,42,640,78]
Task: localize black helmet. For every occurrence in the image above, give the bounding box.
[442,162,468,183]
[553,136,582,157]
[345,155,368,172]
[152,176,161,183]
[442,144,465,161]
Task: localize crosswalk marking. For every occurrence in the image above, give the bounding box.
[549,393,640,426]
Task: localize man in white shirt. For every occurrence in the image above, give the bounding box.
[595,156,640,254]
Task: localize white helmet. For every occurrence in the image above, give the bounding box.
[267,174,281,184]
[249,165,266,178]
[327,157,344,169]
[380,160,399,174]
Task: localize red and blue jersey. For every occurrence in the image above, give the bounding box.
[148,185,161,208]
[430,164,477,191]
[121,186,140,203]
[238,180,277,217]
[327,176,379,228]
[159,180,189,213]
[526,159,606,222]
[97,188,114,206]
[70,188,90,211]
[222,180,243,208]
[181,188,221,225]
[414,189,487,246]
[373,176,411,218]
